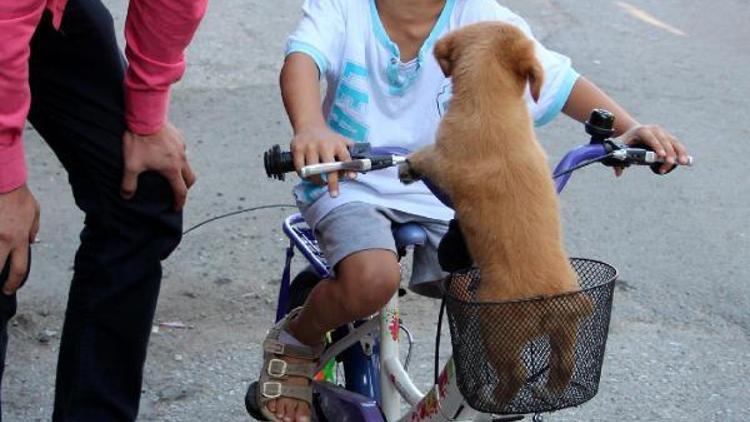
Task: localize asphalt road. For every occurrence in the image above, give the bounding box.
[3,0,749,420]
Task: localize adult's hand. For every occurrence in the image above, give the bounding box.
[0,185,40,295]
[121,122,197,210]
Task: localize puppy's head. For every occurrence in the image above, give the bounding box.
[434,22,544,102]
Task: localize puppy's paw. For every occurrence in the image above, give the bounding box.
[533,383,565,402]
[542,374,570,397]
[398,162,422,184]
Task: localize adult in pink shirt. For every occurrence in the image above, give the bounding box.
[0,0,206,419]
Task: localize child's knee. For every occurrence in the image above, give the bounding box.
[338,257,400,315]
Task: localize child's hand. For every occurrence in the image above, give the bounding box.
[291,125,354,197]
[617,124,689,176]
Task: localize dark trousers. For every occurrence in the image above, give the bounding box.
[0,0,183,419]
[0,293,16,422]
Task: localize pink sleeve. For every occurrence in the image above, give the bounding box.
[0,1,45,193]
[124,0,208,135]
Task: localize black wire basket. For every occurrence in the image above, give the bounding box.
[443,258,618,415]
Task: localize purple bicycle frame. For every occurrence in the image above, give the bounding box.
[375,144,609,206]
[272,142,608,421]
[552,144,608,194]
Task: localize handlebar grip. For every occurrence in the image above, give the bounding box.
[648,155,694,175]
[263,143,376,181]
[299,162,351,178]
[609,145,694,175]
[299,159,380,178]
[639,150,694,175]
[650,155,694,167]
[264,145,295,180]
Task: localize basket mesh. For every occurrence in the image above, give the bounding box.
[443,258,617,414]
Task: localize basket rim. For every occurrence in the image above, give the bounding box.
[441,257,618,307]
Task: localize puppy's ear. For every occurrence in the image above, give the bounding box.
[434,33,455,77]
[526,59,544,103]
[513,39,544,103]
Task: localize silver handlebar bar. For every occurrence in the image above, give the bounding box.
[298,148,693,179]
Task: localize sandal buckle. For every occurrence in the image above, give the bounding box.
[262,381,283,399]
[264,339,285,354]
[267,358,288,378]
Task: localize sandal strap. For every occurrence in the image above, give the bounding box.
[263,338,323,360]
[260,381,313,404]
[264,307,325,359]
[265,358,317,379]
[255,307,322,420]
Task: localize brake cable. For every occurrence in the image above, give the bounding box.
[551,151,617,180]
[435,294,447,385]
[182,204,295,236]
[186,151,611,237]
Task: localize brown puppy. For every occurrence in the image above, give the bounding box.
[400,22,593,406]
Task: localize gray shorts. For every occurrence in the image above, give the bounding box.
[313,202,449,298]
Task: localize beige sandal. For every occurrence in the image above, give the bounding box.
[256,307,324,421]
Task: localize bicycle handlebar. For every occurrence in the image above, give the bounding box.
[263,110,694,187]
[263,143,388,181]
[263,143,692,180]
[297,155,408,178]
[607,146,694,167]
[550,142,694,193]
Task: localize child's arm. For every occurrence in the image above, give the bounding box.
[563,77,689,174]
[280,53,352,197]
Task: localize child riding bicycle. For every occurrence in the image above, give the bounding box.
[253,1,690,421]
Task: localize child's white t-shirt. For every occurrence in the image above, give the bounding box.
[287,0,579,229]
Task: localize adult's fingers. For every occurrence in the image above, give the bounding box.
[29,203,40,243]
[182,159,198,189]
[0,246,9,281]
[3,246,29,295]
[167,172,189,211]
[121,167,140,200]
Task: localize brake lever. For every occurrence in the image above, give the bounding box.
[600,140,632,168]
[600,141,694,174]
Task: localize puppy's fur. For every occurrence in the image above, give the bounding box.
[400,22,593,405]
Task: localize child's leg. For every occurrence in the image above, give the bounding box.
[263,203,401,422]
[267,250,400,422]
[288,249,400,344]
